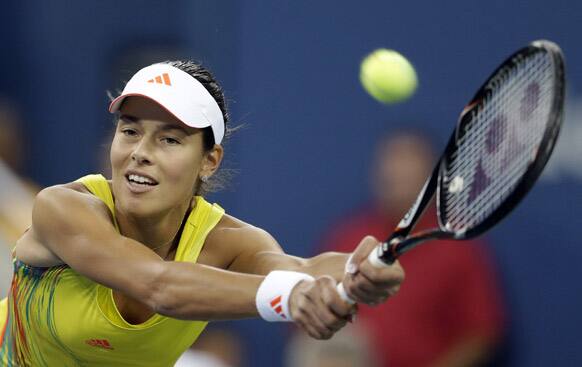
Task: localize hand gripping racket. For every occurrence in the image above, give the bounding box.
[338,40,565,303]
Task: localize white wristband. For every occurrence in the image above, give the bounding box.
[256,270,314,322]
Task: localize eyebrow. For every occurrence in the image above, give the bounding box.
[119,114,192,135]
[118,114,139,123]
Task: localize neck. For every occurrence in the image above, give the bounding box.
[115,198,193,258]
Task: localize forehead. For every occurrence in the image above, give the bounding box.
[119,96,193,131]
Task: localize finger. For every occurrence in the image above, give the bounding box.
[308,279,347,334]
[323,280,357,318]
[290,280,340,340]
[297,287,326,332]
[348,285,389,305]
[347,236,381,275]
[316,278,350,329]
[336,282,356,304]
[343,272,391,304]
[351,271,397,295]
[299,295,337,339]
[358,259,406,287]
[295,316,325,340]
[370,296,388,306]
[293,295,330,340]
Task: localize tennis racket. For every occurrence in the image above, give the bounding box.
[338,39,565,302]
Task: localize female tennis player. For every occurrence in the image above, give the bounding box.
[0,60,404,366]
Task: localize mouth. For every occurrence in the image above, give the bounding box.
[124,171,159,193]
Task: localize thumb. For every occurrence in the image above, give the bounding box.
[347,236,380,275]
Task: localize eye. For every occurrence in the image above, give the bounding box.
[122,129,138,137]
[162,137,181,145]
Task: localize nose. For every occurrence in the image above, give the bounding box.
[131,139,153,165]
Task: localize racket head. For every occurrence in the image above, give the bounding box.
[437,40,565,239]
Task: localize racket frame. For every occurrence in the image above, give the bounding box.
[376,40,565,265]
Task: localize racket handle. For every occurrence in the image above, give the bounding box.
[337,246,394,304]
[336,283,356,305]
[368,245,394,268]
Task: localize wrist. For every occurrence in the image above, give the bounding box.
[255,270,314,322]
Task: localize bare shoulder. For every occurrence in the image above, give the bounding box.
[200,213,283,269]
[62,180,91,194]
[14,181,112,267]
[34,181,117,235]
[211,214,279,245]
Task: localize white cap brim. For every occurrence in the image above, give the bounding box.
[109,63,224,144]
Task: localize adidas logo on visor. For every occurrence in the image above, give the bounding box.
[147,73,172,86]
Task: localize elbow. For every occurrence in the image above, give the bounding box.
[144,261,193,318]
[143,262,174,315]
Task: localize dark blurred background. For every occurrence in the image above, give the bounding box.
[1,1,581,366]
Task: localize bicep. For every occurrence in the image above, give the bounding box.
[32,186,163,299]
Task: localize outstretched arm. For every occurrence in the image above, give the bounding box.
[224,226,404,305]
[23,185,352,339]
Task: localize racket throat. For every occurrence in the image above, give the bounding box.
[386,229,449,261]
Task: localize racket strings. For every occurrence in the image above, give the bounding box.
[447,63,553,228]
[446,54,553,228]
[441,50,556,232]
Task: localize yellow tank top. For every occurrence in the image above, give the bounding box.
[0,174,225,367]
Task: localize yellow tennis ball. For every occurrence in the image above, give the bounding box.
[360,49,418,104]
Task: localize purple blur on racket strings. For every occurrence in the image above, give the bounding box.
[466,79,543,207]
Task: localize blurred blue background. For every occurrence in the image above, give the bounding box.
[1,1,581,365]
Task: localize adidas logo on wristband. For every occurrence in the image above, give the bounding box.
[270,295,286,319]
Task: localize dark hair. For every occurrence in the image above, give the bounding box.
[162,60,234,196]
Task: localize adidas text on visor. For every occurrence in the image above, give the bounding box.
[109,63,225,144]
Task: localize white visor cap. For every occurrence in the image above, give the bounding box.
[109,63,225,145]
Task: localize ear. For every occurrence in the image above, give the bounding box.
[199,144,224,179]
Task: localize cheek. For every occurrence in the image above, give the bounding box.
[162,151,202,187]
[109,138,127,170]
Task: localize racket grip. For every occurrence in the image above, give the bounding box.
[337,246,392,304]
[368,246,393,268]
[336,283,356,305]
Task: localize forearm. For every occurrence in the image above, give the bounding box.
[242,251,349,282]
[300,252,349,281]
[152,261,264,321]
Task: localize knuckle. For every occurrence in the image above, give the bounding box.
[321,296,333,308]
[312,329,325,340]
[388,285,401,296]
[303,285,318,297]
[305,281,318,292]
[323,313,338,327]
[309,331,319,339]
[316,276,335,291]
[332,318,345,330]
[397,268,406,283]
[320,330,333,340]
[296,287,309,298]
[367,271,383,284]
[296,299,309,313]
[294,315,306,324]
[322,287,336,304]
[363,235,378,243]
[319,275,335,286]
[346,282,358,295]
[393,261,406,281]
